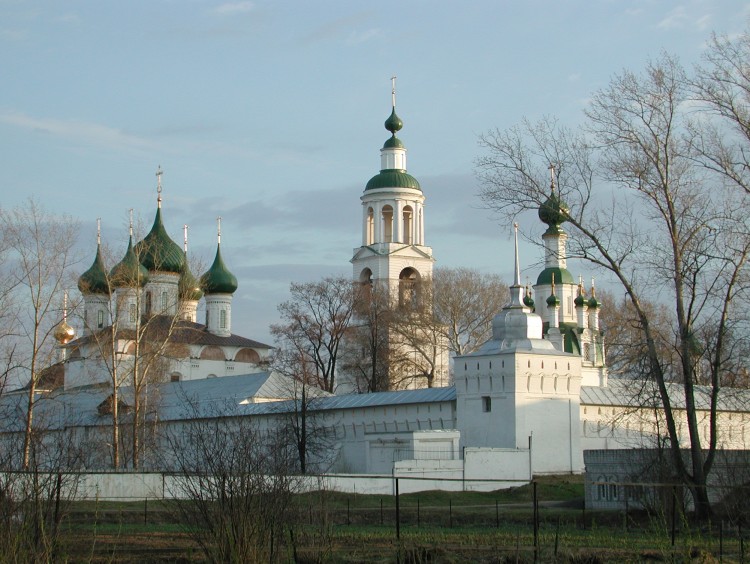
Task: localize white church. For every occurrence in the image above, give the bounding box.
[5,92,750,493]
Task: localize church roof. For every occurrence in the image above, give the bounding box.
[110,236,148,288]
[136,207,185,274]
[78,244,110,295]
[581,379,750,413]
[67,315,271,350]
[200,244,238,295]
[365,169,421,191]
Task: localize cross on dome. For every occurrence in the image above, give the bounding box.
[156,165,163,207]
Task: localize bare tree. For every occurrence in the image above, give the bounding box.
[271,277,356,394]
[340,282,392,392]
[164,399,300,563]
[431,267,509,357]
[0,200,80,470]
[476,52,750,519]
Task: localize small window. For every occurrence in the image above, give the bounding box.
[129,303,136,323]
[97,310,104,328]
[161,291,168,311]
[170,373,181,382]
[482,396,492,412]
[220,309,227,329]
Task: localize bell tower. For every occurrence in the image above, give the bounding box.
[351,78,434,307]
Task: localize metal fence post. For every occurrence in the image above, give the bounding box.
[395,478,400,540]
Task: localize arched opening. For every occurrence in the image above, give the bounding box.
[367,207,374,245]
[382,205,393,243]
[165,343,190,359]
[200,345,226,361]
[402,205,413,244]
[125,342,137,355]
[235,348,261,363]
[357,268,373,312]
[398,267,420,309]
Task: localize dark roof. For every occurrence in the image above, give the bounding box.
[67,315,272,350]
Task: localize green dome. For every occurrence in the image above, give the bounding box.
[366,169,421,191]
[546,292,560,307]
[110,237,148,288]
[78,244,110,295]
[200,245,238,295]
[588,294,601,309]
[523,287,535,309]
[574,291,586,308]
[136,207,185,274]
[384,108,403,134]
[538,191,568,232]
[536,267,575,286]
[383,136,404,149]
[179,258,204,301]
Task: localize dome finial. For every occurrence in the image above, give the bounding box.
[513,222,521,287]
[217,216,222,246]
[97,217,101,246]
[183,224,188,253]
[128,208,134,238]
[391,75,397,109]
[548,163,557,193]
[156,165,163,208]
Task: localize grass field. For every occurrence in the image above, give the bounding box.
[21,475,750,562]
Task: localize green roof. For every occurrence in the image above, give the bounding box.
[536,267,574,286]
[384,107,403,134]
[365,169,421,191]
[135,207,185,274]
[383,136,404,149]
[110,237,148,288]
[200,245,238,295]
[538,192,568,228]
[78,244,110,295]
[542,321,581,356]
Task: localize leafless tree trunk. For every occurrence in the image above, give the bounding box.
[0,200,80,470]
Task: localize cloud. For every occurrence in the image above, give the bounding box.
[214,2,254,15]
[301,12,376,45]
[346,28,382,45]
[657,6,712,31]
[0,111,161,153]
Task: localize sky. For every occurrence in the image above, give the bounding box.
[1,0,748,345]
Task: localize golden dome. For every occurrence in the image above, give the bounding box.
[54,321,76,345]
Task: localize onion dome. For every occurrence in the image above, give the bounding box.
[385,107,403,135]
[136,207,185,273]
[538,191,568,234]
[78,244,110,295]
[523,285,535,309]
[200,245,237,295]
[574,282,587,308]
[54,320,76,345]
[110,237,148,288]
[588,285,601,309]
[546,276,560,307]
[179,257,204,301]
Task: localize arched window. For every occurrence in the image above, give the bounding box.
[382,205,393,243]
[358,269,373,309]
[402,205,413,244]
[145,292,152,316]
[161,291,168,311]
[367,207,375,245]
[97,309,104,328]
[235,348,261,363]
[398,267,420,309]
[220,309,227,329]
[200,346,226,361]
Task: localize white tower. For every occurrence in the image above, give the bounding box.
[351,78,434,307]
